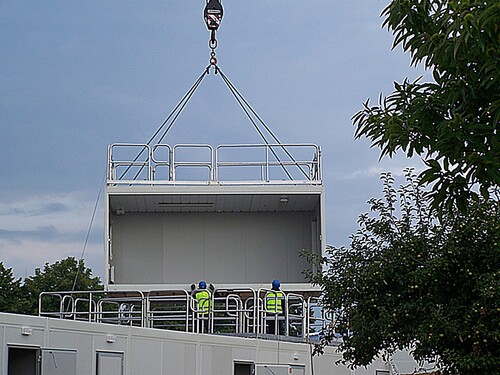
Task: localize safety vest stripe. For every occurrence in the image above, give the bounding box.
[266,291,283,313]
[195,290,212,313]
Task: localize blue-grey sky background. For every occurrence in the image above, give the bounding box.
[0,1,428,280]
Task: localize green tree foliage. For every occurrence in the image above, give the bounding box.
[352,0,500,213]
[20,257,102,315]
[306,171,499,374]
[0,262,22,313]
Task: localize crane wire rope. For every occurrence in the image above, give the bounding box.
[216,67,293,180]
[118,54,310,182]
[217,67,311,180]
[129,66,210,181]
[122,63,311,182]
[118,66,210,181]
[69,63,207,289]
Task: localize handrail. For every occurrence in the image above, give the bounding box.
[151,144,172,180]
[147,289,191,331]
[107,143,322,185]
[39,288,326,342]
[108,143,152,182]
[286,292,306,337]
[216,143,321,183]
[172,144,214,182]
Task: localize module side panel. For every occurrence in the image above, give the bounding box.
[111,214,164,284]
[109,211,314,285]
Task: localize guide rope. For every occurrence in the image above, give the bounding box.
[71,174,104,292]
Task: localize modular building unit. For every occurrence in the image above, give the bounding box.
[0,312,391,375]
[105,143,326,291]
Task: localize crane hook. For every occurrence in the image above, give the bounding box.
[204,0,223,49]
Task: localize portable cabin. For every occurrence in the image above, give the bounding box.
[105,143,325,292]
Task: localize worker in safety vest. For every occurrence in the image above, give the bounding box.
[193,280,212,332]
[265,279,286,335]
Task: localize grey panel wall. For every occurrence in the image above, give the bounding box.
[1,313,391,375]
[110,211,315,285]
[41,349,77,375]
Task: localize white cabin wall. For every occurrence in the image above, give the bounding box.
[161,340,197,375]
[0,313,391,375]
[0,326,4,373]
[112,214,164,284]
[110,211,314,285]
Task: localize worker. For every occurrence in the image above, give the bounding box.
[265,279,286,335]
[193,280,212,333]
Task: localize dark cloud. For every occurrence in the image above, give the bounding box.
[0,226,59,242]
[0,225,100,245]
[0,202,71,217]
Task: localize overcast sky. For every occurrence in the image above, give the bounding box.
[0,1,429,280]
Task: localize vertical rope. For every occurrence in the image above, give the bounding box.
[71,175,105,292]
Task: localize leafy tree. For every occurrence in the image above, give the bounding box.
[21,257,102,315]
[306,171,499,374]
[0,262,22,313]
[352,0,500,213]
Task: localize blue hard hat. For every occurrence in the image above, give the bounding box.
[272,279,280,290]
[199,280,207,289]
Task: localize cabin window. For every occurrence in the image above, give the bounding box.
[234,361,254,375]
[290,365,305,374]
[97,352,124,375]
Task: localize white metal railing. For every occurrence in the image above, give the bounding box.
[39,287,329,341]
[107,143,322,185]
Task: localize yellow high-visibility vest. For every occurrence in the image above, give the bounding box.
[265,291,284,313]
[195,290,212,314]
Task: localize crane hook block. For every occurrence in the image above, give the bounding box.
[204,0,223,31]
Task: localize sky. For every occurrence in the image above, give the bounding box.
[0,0,429,281]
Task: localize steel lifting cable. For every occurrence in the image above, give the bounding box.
[119,66,211,180]
[217,67,311,181]
[217,68,293,180]
[118,66,310,182]
[201,0,309,181]
[156,68,210,144]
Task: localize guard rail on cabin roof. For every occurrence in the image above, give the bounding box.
[39,288,333,343]
[107,143,322,186]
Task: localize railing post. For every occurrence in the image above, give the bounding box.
[169,147,174,181]
[214,146,219,182]
[87,293,90,322]
[317,146,322,181]
[265,145,270,182]
[210,145,215,182]
[147,146,152,181]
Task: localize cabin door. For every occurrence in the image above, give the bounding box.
[8,347,40,375]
